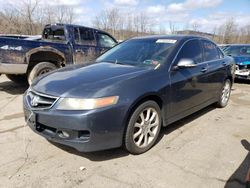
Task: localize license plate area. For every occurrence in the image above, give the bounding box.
[26,110,36,128]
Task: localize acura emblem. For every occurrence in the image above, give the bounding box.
[31,95,40,107]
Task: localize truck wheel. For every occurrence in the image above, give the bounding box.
[6,74,27,84]
[28,62,57,84]
[124,101,162,154]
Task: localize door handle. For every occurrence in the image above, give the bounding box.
[222,62,227,66]
[201,67,207,73]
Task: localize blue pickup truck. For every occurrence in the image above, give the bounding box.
[0,23,117,84]
[222,44,250,80]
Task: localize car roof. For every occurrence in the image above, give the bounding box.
[44,23,113,36]
[131,35,210,41]
[223,44,250,46]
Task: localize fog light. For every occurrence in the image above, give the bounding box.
[58,130,70,138]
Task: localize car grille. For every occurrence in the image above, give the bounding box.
[26,90,58,110]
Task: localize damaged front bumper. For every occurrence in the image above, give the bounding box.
[235,64,250,80]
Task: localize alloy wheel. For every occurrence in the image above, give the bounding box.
[221,80,231,104]
[133,107,160,148]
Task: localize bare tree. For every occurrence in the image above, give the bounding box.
[55,5,75,24]
[192,22,200,32]
[168,21,176,34]
[222,19,238,44]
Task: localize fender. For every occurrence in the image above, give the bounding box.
[25,46,66,65]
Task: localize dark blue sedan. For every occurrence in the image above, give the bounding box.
[23,35,235,154]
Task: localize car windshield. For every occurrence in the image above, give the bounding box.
[96,39,177,66]
[223,45,250,56]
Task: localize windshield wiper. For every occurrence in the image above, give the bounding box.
[114,59,126,65]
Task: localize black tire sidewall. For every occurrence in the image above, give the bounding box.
[125,100,162,154]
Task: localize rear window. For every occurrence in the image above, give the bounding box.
[42,26,65,42]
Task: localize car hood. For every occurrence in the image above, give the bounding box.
[32,62,150,98]
[233,56,250,65]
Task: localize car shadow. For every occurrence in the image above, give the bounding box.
[224,139,250,188]
[157,105,216,143]
[49,141,129,161]
[235,79,250,85]
[0,80,28,95]
[51,105,216,161]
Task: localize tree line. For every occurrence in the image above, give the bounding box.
[0,0,74,35]
[0,1,249,44]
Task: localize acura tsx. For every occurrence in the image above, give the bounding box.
[23,35,235,154]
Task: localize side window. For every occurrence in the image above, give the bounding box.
[202,40,220,61]
[217,47,224,59]
[74,27,95,45]
[74,28,80,43]
[43,27,65,42]
[97,33,117,48]
[176,40,202,64]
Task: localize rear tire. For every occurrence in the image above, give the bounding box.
[124,101,162,154]
[216,79,231,108]
[6,74,27,84]
[28,62,57,85]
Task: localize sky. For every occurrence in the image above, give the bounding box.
[1,0,250,33]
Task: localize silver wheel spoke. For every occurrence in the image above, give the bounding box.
[143,134,148,147]
[149,121,158,128]
[148,130,155,137]
[149,112,156,122]
[145,109,151,121]
[133,129,142,139]
[135,123,142,128]
[136,134,144,146]
[140,113,145,124]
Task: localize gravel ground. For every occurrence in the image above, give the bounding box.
[0,75,249,188]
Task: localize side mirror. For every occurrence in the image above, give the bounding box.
[177,59,197,68]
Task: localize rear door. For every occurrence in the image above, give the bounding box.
[73,27,97,64]
[169,39,209,117]
[201,40,226,100]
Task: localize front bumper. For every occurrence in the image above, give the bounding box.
[23,97,127,152]
[235,69,250,80]
[0,62,27,74]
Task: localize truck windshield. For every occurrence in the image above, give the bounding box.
[42,26,65,42]
[96,39,176,66]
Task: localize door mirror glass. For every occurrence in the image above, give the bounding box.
[177,58,196,68]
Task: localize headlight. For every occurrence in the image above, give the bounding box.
[57,96,119,110]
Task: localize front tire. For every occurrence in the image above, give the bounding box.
[216,79,231,108]
[28,62,57,84]
[124,101,162,154]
